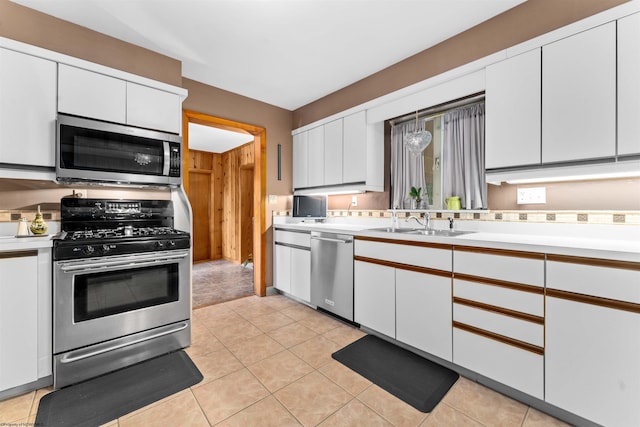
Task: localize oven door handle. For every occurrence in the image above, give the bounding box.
[58,251,189,273]
[59,322,189,364]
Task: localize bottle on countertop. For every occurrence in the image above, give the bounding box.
[30,205,48,235]
[16,217,29,236]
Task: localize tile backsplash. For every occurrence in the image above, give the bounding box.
[273,209,640,226]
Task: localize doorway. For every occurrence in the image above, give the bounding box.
[182,110,267,297]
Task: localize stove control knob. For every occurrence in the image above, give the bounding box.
[102,244,111,254]
[168,240,176,247]
[82,245,95,256]
[155,241,165,249]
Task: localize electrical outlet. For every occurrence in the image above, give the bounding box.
[267,194,277,204]
[351,195,358,207]
[517,187,546,204]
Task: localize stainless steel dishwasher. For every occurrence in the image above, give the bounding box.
[310,231,354,321]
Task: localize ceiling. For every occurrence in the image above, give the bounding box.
[12,0,525,111]
[188,122,254,153]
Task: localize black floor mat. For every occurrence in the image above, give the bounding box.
[332,335,458,413]
[35,350,203,427]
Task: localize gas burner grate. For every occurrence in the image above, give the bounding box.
[66,227,186,240]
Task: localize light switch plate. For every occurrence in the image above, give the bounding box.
[351,195,358,207]
[517,187,546,204]
[267,194,277,204]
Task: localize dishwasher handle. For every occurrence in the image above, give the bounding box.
[311,236,353,244]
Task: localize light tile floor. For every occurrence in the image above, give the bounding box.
[1,294,571,426]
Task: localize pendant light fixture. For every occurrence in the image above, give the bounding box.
[404,111,432,155]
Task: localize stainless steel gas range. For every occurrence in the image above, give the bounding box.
[52,198,191,389]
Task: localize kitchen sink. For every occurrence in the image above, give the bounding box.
[369,227,418,233]
[407,229,474,237]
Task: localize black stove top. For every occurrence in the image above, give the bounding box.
[63,226,188,241]
[54,198,190,260]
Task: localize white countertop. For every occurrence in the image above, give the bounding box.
[0,235,54,251]
[274,220,640,262]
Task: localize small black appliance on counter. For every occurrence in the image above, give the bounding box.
[293,195,327,218]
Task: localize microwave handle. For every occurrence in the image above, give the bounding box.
[162,141,170,176]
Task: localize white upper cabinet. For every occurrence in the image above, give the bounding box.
[292,110,383,193]
[485,49,541,169]
[58,64,127,124]
[58,64,182,134]
[542,22,616,163]
[126,82,181,133]
[342,111,367,183]
[307,126,325,187]
[292,131,308,189]
[0,49,57,167]
[323,118,343,186]
[618,12,640,157]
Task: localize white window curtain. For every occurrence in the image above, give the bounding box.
[442,103,486,209]
[390,119,428,209]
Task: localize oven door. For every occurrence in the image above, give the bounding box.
[53,249,190,354]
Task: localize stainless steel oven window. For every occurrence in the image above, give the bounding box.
[73,263,179,322]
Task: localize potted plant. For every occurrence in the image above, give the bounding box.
[409,186,422,209]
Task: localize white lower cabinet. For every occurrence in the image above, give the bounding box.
[545,256,640,427]
[0,252,38,392]
[452,247,545,399]
[354,237,453,351]
[354,260,395,338]
[273,229,311,303]
[274,244,292,294]
[396,269,452,361]
[290,247,311,302]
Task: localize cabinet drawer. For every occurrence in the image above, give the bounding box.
[453,303,543,347]
[355,239,451,271]
[274,230,310,248]
[453,279,543,317]
[547,255,640,304]
[454,248,544,286]
[453,327,543,399]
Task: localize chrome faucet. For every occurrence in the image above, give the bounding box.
[391,209,399,229]
[406,214,430,230]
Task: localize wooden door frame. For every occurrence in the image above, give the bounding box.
[182,109,267,297]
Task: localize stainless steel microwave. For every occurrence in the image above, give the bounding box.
[56,114,182,186]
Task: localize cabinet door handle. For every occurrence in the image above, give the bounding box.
[311,236,352,244]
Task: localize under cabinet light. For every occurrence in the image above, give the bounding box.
[487,159,640,185]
